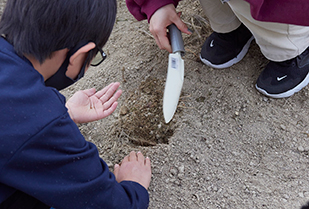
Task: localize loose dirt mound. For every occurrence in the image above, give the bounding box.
[113,76,177,146]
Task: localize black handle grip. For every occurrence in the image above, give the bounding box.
[168,24,185,56]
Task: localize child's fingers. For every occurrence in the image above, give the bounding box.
[95,82,118,98]
[81,88,96,96]
[122,155,129,163]
[102,89,122,109]
[129,151,137,161]
[137,151,145,164]
[98,84,121,104]
[98,102,118,119]
[95,85,112,98]
[145,157,151,166]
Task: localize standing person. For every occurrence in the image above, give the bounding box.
[126,0,309,98]
[0,0,151,208]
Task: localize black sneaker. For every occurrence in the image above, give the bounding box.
[200,23,254,69]
[256,47,309,98]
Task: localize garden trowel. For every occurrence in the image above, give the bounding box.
[163,24,185,123]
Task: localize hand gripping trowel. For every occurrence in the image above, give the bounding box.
[163,24,185,123]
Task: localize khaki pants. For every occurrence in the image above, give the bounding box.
[198,0,309,61]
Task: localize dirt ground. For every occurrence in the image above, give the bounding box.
[1,0,309,208]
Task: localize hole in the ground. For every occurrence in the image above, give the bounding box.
[113,77,177,146]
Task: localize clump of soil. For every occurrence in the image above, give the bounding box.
[112,77,177,146]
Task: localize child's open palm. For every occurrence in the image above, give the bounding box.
[66,82,122,123]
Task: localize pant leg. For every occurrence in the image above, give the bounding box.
[198,0,241,33]
[227,0,309,61]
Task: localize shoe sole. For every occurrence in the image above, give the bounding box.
[255,71,309,98]
[200,36,254,69]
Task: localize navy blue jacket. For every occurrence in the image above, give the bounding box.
[0,37,149,209]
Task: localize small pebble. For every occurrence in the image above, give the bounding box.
[178,165,185,173]
[298,146,305,152]
[119,106,129,115]
[170,168,178,176]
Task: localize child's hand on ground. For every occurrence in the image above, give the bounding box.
[114,151,152,190]
[66,82,122,123]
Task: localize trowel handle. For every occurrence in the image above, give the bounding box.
[168,24,185,55]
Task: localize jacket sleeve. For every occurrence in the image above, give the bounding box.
[0,112,149,209]
[126,0,180,22]
[245,0,309,26]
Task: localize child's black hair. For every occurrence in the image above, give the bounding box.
[0,0,117,63]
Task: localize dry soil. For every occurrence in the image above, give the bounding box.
[1,1,309,208]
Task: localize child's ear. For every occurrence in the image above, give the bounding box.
[69,42,96,64]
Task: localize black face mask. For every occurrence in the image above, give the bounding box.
[45,41,89,90]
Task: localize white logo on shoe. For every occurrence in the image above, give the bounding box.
[277,75,287,81]
[210,40,214,47]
